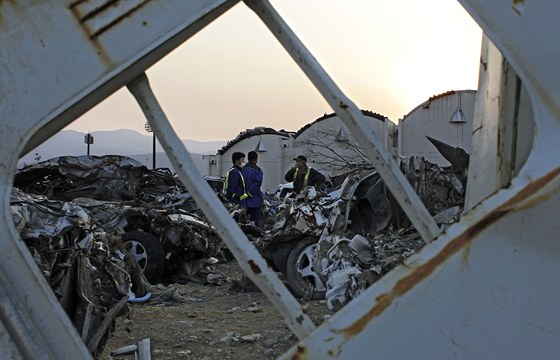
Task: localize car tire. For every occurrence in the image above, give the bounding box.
[286,237,326,300]
[122,231,165,284]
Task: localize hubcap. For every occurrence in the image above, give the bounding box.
[124,240,148,270]
[296,244,326,291]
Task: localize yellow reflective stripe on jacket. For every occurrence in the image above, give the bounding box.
[238,171,248,199]
[224,167,248,199]
[303,167,311,188]
[295,167,311,188]
[223,169,231,193]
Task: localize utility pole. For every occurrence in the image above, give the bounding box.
[84,133,94,156]
[145,122,156,169]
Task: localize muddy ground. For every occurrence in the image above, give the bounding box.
[102,260,333,360]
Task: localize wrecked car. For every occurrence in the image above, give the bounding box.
[15,155,191,204]
[314,156,467,310]
[15,155,223,284]
[257,169,398,300]
[256,186,338,299]
[258,156,467,306]
[10,187,150,357]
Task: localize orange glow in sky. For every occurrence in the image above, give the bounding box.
[68,0,482,141]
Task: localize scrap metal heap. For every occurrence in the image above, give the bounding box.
[315,157,466,310]
[10,187,148,358]
[11,155,227,356]
[15,155,193,205]
[12,150,467,355]
[257,155,466,309]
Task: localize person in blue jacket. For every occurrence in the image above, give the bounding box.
[242,151,264,227]
[224,152,248,207]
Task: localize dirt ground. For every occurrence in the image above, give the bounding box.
[101,260,333,360]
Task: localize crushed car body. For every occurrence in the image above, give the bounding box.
[15,155,224,284]
[11,155,231,356]
[258,157,466,307]
[313,158,467,310]
[15,155,189,203]
[10,187,149,357]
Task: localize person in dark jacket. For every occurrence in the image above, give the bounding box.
[242,151,264,226]
[284,155,326,194]
[224,152,248,206]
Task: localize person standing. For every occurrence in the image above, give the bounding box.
[224,152,248,206]
[284,155,326,194]
[242,151,264,227]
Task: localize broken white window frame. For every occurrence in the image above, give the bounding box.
[0,0,559,358]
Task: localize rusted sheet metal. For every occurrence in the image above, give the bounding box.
[280,169,560,358]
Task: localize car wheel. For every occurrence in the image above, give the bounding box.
[286,237,326,300]
[122,231,165,283]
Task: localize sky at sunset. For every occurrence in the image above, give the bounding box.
[68,0,482,142]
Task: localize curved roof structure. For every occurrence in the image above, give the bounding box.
[293,110,386,138]
[217,127,293,155]
[401,89,477,122]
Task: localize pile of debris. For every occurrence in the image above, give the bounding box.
[15,155,182,202]
[11,188,149,357]
[315,156,465,310]
[12,155,227,356]
[11,152,468,355]
[15,155,225,281]
[255,156,466,310]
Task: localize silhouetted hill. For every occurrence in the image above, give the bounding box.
[126,152,208,175]
[18,129,225,175]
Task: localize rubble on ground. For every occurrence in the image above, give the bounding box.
[11,187,149,358]
[254,155,466,310]
[12,156,227,357]
[12,152,468,356]
[313,156,466,310]
[15,155,225,283]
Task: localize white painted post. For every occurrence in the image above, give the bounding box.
[127,74,316,339]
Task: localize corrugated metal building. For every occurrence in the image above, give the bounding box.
[289,110,394,177]
[206,91,476,192]
[207,127,293,193]
[398,90,476,166]
[208,110,395,193]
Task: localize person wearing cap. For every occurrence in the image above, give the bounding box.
[224,151,248,206]
[242,151,264,226]
[284,155,326,194]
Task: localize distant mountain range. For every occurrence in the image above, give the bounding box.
[18,129,226,174]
